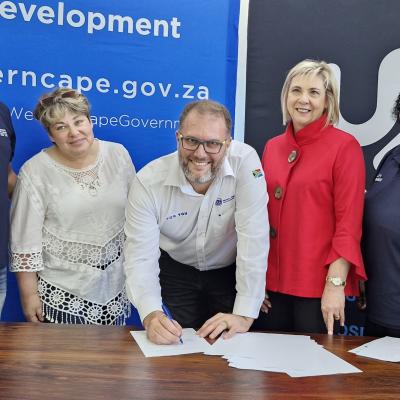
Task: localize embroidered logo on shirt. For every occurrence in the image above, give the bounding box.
[252,168,263,178]
[375,173,383,182]
[215,195,235,206]
[0,128,8,137]
[166,211,188,221]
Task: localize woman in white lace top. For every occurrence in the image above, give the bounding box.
[10,88,136,324]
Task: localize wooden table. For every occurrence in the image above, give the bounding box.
[0,324,399,400]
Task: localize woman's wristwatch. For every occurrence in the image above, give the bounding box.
[326,276,346,287]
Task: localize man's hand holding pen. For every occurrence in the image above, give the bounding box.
[143,309,183,345]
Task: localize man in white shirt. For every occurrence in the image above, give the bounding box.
[124,100,269,344]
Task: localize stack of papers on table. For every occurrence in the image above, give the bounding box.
[131,328,212,357]
[349,336,400,362]
[131,329,361,377]
[205,332,361,377]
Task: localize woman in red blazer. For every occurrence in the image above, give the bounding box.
[255,59,367,334]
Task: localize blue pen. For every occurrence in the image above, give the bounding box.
[162,304,183,344]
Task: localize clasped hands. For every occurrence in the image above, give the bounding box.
[143,310,254,345]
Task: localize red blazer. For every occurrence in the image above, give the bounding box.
[262,115,367,297]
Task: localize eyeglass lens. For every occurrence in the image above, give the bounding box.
[181,136,223,154]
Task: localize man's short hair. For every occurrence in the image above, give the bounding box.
[179,100,232,135]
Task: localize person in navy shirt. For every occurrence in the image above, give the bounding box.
[363,92,400,337]
[0,101,17,316]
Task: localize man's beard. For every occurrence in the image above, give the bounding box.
[179,153,224,185]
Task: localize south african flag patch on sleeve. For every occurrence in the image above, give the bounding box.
[252,168,263,178]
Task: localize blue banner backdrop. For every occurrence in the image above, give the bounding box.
[0,0,240,323]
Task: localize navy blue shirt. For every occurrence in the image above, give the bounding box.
[363,145,400,329]
[0,102,16,266]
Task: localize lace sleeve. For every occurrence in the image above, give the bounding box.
[10,252,43,272]
[10,168,45,270]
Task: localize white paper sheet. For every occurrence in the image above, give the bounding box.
[206,332,361,377]
[204,332,312,357]
[130,328,211,357]
[349,336,400,362]
[131,329,362,377]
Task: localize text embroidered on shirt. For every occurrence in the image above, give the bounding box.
[0,128,8,137]
[223,195,235,203]
[375,173,383,182]
[166,211,188,221]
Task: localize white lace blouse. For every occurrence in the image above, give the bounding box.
[10,140,135,325]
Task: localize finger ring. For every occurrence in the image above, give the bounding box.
[221,320,229,330]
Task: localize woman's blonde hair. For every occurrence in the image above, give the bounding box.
[33,88,91,130]
[281,59,340,128]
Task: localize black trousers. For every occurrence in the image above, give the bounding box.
[159,250,236,329]
[365,319,400,338]
[252,291,329,334]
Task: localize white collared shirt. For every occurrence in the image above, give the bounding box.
[124,140,269,321]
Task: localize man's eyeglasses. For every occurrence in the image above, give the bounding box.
[40,90,77,107]
[178,133,229,154]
